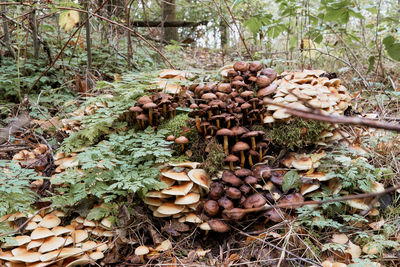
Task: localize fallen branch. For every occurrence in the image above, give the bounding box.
[263,99,400,132]
[131,20,208,27]
[224,184,400,215]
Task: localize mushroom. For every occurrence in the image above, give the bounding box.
[221,170,242,187]
[209,182,225,200]
[249,61,263,72]
[260,68,277,81]
[136,113,148,130]
[166,135,175,141]
[135,245,149,264]
[208,220,230,233]
[243,193,266,209]
[232,141,250,168]
[175,136,189,152]
[278,193,304,209]
[241,131,262,150]
[187,169,210,192]
[226,187,242,200]
[142,102,158,126]
[224,208,246,220]
[247,150,259,166]
[224,154,239,171]
[204,200,219,216]
[256,75,271,88]
[158,99,171,118]
[216,128,234,155]
[188,110,204,133]
[233,61,248,73]
[218,197,234,210]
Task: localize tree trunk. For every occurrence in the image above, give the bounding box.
[219,19,227,49]
[125,0,132,69]
[1,4,15,59]
[29,10,39,59]
[84,0,92,70]
[162,0,178,42]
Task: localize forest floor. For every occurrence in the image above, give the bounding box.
[1,48,400,267]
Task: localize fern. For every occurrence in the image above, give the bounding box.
[48,128,172,208]
[0,161,40,217]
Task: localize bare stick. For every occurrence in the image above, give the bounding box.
[55,6,176,69]
[263,99,400,132]
[30,0,110,90]
[224,184,400,215]
[222,0,253,60]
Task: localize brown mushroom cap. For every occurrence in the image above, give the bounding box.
[249,61,263,72]
[187,169,210,191]
[252,165,272,179]
[226,187,242,200]
[218,83,232,93]
[175,136,189,145]
[278,193,304,209]
[142,102,157,110]
[38,214,61,228]
[175,192,200,205]
[209,182,225,200]
[161,170,190,181]
[202,93,217,101]
[224,154,239,164]
[162,181,194,196]
[31,227,55,240]
[218,197,234,210]
[244,176,258,185]
[232,142,250,153]
[256,75,271,88]
[234,168,253,178]
[221,171,242,187]
[233,61,249,72]
[243,194,266,209]
[137,96,152,105]
[260,68,277,81]
[157,202,185,215]
[204,200,219,216]
[257,83,278,97]
[208,220,231,233]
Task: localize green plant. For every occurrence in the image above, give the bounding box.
[0,161,40,217]
[48,128,172,208]
[201,138,225,177]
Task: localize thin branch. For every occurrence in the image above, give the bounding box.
[224,184,400,215]
[55,6,176,69]
[263,99,400,132]
[30,0,110,90]
[222,0,253,60]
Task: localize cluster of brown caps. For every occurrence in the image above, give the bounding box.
[144,162,210,225]
[0,207,114,266]
[128,93,179,130]
[12,144,49,173]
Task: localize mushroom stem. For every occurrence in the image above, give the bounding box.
[223,136,229,155]
[248,154,254,166]
[240,151,245,168]
[162,104,167,118]
[140,256,145,264]
[250,137,256,150]
[203,125,207,136]
[259,113,264,123]
[216,119,220,128]
[208,110,212,120]
[136,119,142,129]
[226,120,231,129]
[195,116,202,133]
[229,161,234,171]
[181,144,185,152]
[259,147,263,162]
[148,109,153,126]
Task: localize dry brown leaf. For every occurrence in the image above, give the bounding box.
[331,234,349,244]
[368,219,385,230]
[345,241,361,259]
[155,239,172,252]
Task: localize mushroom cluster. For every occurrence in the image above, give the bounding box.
[128,94,180,129]
[0,208,114,266]
[12,144,49,173]
[144,162,210,223]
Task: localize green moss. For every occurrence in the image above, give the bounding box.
[259,118,329,150]
[158,113,190,137]
[200,138,225,177]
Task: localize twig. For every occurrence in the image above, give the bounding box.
[224,184,400,215]
[30,0,110,90]
[233,226,322,267]
[262,99,400,132]
[222,0,253,60]
[55,6,176,69]
[0,206,50,237]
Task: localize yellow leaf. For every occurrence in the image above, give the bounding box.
[59,10,80,31]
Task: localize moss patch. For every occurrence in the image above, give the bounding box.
[258,118,329,151]
[158,113,190,137]
[200,138,225,177]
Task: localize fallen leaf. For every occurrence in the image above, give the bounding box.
[155,239,172,252]
[345,241,361,259]
[368,219,385,230]
[331,234,349,244]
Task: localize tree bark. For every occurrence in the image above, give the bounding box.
[131,20,207,27]
[219,19,227,49]
[29,10,39,59]
[1,4,15,59]
[162,0,178,42]
[84,0,92,70]
[125,0,132,69]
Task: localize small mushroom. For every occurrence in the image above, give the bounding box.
[233,61,249,73]
[218,197,234,210]
[222,170,242,187]
[143,102,158,126]
[226,187,242,200]
[204,200,219,216]
[175,136,189,152]
[135,245,149,264]
[209,182,225,200]
[225,208,246,220]
[249,61,263,72]
[243,193,266,209]
[232,141,250,168]
[224,154,239,171]
[216,128,234,155]
[256,75,271,88]
[208,220,230,233]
